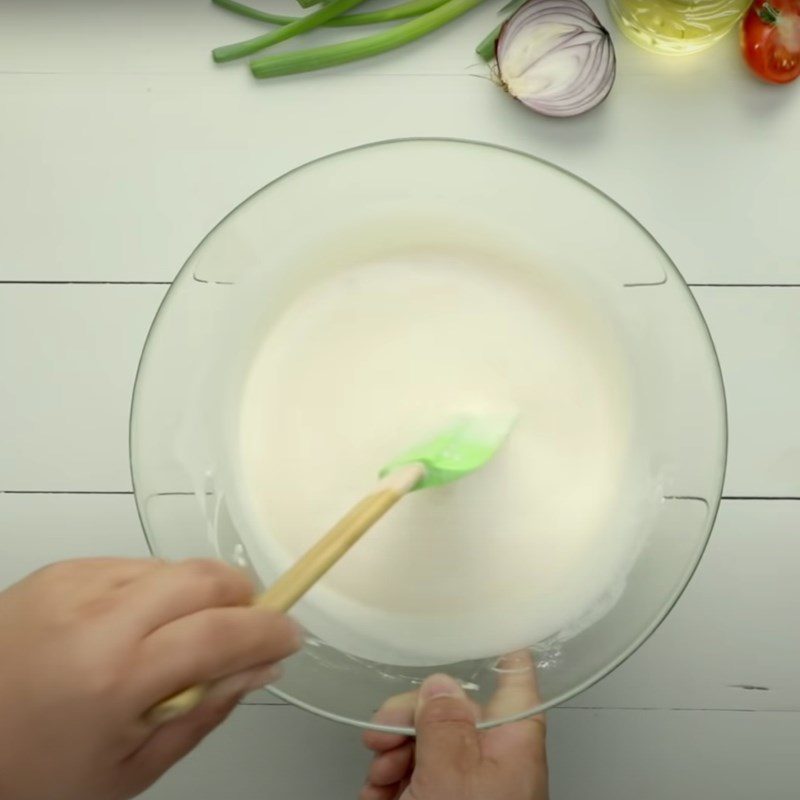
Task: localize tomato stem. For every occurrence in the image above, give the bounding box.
[758,1,780,25]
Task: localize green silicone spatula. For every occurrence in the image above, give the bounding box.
[149,413,516,723]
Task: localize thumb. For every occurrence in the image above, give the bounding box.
[413,674,481,781]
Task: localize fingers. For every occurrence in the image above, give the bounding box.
[361,692,416,800]
[358,784,399,800]
[204,662,282,702]
[358,785,398,800]
[362,691,417,753]
[482,651,547,774]
[137,606,301,704]
[122,691,242,797]
[413,674,480,777]
[483,650,543,722]
[118,559,255,635]
[367,742,414,787]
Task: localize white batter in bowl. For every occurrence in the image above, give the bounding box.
[230,250,652,666]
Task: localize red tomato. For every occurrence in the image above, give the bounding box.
[741,0,800,83]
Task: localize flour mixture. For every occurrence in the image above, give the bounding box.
[232,250,647,665]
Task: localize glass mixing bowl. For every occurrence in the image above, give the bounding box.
[130,138,726,733]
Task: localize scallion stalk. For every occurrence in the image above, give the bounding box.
[213,0,368,62]
[213,0,306,24]
[213,0,449,28]
[475,0,529,60]
[475,22,502,60]
[499,0,528,11]
[249,0,486,78]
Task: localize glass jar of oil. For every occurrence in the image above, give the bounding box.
[607,1,750,54]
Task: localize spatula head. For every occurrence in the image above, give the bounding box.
[379,413,517,491]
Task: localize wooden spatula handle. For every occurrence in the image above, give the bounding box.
[146,463,424,724]
[257,488,404,612]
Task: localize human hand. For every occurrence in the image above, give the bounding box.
[360,655,548,800]
[0,558,301,800]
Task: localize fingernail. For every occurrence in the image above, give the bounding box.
[419,674,464,701]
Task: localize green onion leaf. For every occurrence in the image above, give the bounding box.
[249,0,487,78]
[213,0,368,62]
[475,20,502,60]
[498,0,528,12]
[213,0,450,28]
[476,0,529,60]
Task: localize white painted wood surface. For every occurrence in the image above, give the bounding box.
[2,0,799,798]
[695,288,800,498]
[2,286,798,495]
[0,286,165,491]
[2,3,800,286]
[137,705,800,800]
[563,500,800,712]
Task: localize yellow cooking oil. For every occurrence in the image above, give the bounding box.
[607,0,750,54]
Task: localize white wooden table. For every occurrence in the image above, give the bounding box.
[2,1,799,798]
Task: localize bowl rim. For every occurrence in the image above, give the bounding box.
[129,136,729,733]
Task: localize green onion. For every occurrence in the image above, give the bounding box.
[213,0,368,62]
[213,0,450,28]
[213,0,307,25]
[250,0,486,78]
[499,0,527,11]
[475,22,501,60]
[475,0,529,61]
[297,0,323,9]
